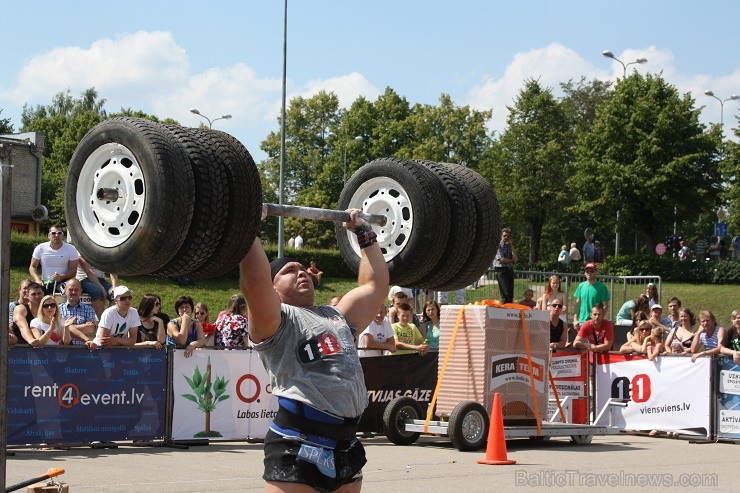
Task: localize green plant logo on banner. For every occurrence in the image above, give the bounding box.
[181,356,230,437]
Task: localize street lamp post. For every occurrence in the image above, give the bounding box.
[602,50,648,77]
[189,108,232,128]
[704,90,740,126]
[343,136,363,184]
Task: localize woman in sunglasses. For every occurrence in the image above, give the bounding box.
[30,295,72,346]
[194,302,216,346]
[548,300,568,351]
[620,321,653,355]
[136,294,166,350]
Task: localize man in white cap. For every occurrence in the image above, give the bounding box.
[93,286,140,347]
[239,209,388,492]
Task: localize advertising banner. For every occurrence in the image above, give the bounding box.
[171,348,277,440]
[359,352,437,432]
[548,351,588,423]
[594,353,712,436]
[715,357,740,439]
[7,347,167,445]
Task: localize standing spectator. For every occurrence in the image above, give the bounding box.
[708,236,721,261]
[557,244,570,265]
[535,275,567,315]
[8,279,31,328]
[215,294,249,348]
[690,310,723,362]
[391,303,428,356]
[573,304,614,353]
[548,300,568,351]
[645,283,660,309]
[166,296,206,357]
[719,310,740,364]
[294,232,304,250]
[94,286,140,348]
[59,279,97,347]
[593,241,604,263]
[136,294,165,350]
[677,240,690,261]
[569,242,581,264]
[492,227,517,304]
[582,232,595,263]
[648,304,670,334]
[306,260,323,287]
[12,281,44,344]
[572,263,610,330]
[287,233,296,249]
[665,307,698,354]
[420,300,441,352]
[357,304,396,357]
[664,297,681,331]
[388,291,420,327]
[76,256,117,320]
[238,209,387,491]
[29,225,79,295]
[194,302,216,346]
[695,234,709,261]
[29,295,72,346]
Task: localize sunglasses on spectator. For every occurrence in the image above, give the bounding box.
[154,301,160,306]
[551,304,562,308]
[42,303,57,309]
[118,295,133,301]
[639,328,651,332]
[49,232,64,236]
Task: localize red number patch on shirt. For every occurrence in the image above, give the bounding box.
[318,333,340,356]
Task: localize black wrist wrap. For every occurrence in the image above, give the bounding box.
[355,224,377,249]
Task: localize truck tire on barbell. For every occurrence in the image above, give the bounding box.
[335,157,452,287]
[65,117,195,275]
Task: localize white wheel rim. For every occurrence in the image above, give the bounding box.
[344,176,413,261]
[75,143,146,247]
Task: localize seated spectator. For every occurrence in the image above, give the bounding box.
[195,302,217,346]
[665,307,697,354]
[136,294,166,350]
[548,299,568,351]
[29,295,72,346]
[94,286,140,348]
[146,293,170,326]
[648,304,670,335]
[615,294,649,327]
[720,310,740,364]
[214,294,249,348]
[573,304,614,353]
[391,303,428,356]
[59,279,97,348]
[535,275,567,314]
[306,260,323,287]
[645,327,666,361]
[620,321,652,355]
[12,281,44,344]
[664,297,682,331]
[690,310,724,362]
[518,289,537,308]
[357,304,397,357]
[167,296,206,357]
[76,256,117,320]
[8,279,31,329]
[420,300,441,352]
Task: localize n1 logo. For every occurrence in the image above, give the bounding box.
[610,373,651,403]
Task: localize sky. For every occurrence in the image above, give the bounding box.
[2,0,739,162]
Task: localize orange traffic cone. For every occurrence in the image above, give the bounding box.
[477,392,516,465]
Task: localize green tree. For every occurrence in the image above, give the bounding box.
[720,127,740,236]
[569,73,721,251]
[483,79,573,262]
[0,109,13,134]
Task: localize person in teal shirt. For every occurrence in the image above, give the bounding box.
[573,263,610,330]
[420,300,441,351]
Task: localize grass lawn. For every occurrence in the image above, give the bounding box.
[6,267,737,326]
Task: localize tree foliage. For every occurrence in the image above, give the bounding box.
[0,109,13,134]
[568,73,721,250]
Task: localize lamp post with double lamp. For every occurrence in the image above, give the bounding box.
[602,50,647,78]
[704,91,740,127]
[343,135,364,184]
[189,108,232,129]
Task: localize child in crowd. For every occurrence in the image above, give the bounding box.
[645,326,666,361]
[518,289,537,308]
[391,303,428,356]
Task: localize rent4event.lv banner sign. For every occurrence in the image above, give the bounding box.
[7,347,167,445]
[594,354,711,436]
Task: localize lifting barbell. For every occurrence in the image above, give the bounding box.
[64,118,500,290]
